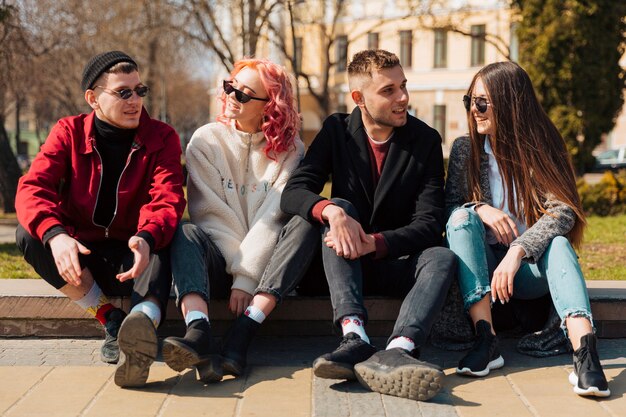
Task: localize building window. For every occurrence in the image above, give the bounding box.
[433,29,447,68]
[399,30,412,68]
[294,37,303,73]
[368,32,379,50]
[471,24,486,67]
[336,35,348,72]
[433,105,446,142]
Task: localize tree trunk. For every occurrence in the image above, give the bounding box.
[14,96,21,151]
[0,117,22,213]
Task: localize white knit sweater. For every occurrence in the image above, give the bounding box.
[186,122,304,294]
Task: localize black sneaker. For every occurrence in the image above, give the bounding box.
[162,319,223,383]
[100,308,126,364]
[569,333,610,397]
[114,311,158,388]
[354,348,444,401]
[312,333,378,380]
[456,320,504,377]
[222,315,260,377]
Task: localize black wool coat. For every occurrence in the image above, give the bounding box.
[280,106,446,259]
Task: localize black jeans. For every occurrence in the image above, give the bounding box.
[258,199,457,348]
[16,224,172,314]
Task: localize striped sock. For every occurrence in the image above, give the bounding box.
[75,282,113,325]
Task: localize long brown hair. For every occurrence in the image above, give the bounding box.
[465,61,585,247]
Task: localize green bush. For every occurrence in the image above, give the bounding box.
[578,170,626,216]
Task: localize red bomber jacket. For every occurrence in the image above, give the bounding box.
[15,109,186,251]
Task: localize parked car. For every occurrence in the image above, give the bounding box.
[593,146,626,172]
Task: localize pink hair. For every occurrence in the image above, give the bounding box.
[217,58,301,158]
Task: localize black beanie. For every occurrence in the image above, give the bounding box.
[81,51,138,91]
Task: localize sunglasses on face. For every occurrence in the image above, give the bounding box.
[95,85,149,100]
[223,80,269,104]
[463,95,489,113]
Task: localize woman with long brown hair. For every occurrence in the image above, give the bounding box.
[445,61,609,397]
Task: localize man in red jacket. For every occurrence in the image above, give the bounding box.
[15,51,186,388]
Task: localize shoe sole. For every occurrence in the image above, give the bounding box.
[568,372,611,397]
[197,356,224,383]
[100,350,119,364]
[222,356,244,377]
[456,355,504,377]
[312,357,356,380]
[162,339,201,372]
[354,361,444,401]
[114,313,158,388]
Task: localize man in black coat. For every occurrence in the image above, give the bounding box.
[224,50,456,401]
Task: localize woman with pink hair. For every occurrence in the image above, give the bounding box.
[162,59,304,383]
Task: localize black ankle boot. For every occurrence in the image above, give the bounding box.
[162,319,223,382]
[221,315,260,376]
[569,333,610,397]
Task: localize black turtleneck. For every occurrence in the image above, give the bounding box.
[92,117,136,229]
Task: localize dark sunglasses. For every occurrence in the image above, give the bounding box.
[95,85,149,100]
[223,80,269,104]
[463,95,489,113]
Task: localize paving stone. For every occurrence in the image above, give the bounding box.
[601,365,626,417]
[83,366,179,417]
[312,377,351,417]
[345,383,386,417]
[239,367,311,417]
[446,369,534,417]
[4,366,112,417]
[161,371,243,417]
[381,393,423,416]
[506,367,611,417]
[0,337,625,416]
[0,366,51,414]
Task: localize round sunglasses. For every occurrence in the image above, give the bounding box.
[223,80,269,104]
[463,95,489,113]
[94,85,149,100]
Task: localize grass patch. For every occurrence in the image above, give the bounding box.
[0,243,38,279]
[1,214,625,280]
[578,214,626,280]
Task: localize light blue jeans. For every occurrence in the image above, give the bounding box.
[445,207,592,330]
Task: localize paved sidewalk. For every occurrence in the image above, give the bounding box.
[0,223,15,244]
[0,336,624,417]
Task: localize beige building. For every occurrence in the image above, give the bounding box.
[227,0,624,156]
[280,0,516,154]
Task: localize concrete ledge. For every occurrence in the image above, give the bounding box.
[1,279,625,338]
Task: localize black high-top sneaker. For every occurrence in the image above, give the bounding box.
[162,319,223,383]
[456,320,504,377]
[221,314,261,376]
[100,308,126,364]
[569,333,610,397]
[354,348,444,401]
[312,332,378,380]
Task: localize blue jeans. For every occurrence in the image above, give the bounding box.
[445,207,592,328]
[170,222,232,306]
